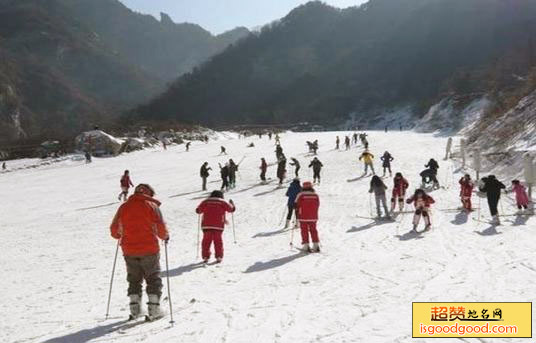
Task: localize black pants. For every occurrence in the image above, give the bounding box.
[487,195,500,216]
[202,177,207,190]
[260,170,266,181]
[295,167,300,177]
[221,178,229,190]
[313,170,321,183]
[286,204,296,220]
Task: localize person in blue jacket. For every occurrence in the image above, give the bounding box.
[285,178,302,228]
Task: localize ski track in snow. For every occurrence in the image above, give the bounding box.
[1,131,534,343]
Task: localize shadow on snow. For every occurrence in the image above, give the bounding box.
[244,253,306,273]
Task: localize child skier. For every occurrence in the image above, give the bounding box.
[118,170,134,201]
[290,158,301,177]
[380,151,394,177]
[200,162,211,191]
[406,189,435,232]
[359,150,375,175]
[369,175,390,219]
[285,178,302,228]
[195,191,235,263]
[228,159,238,189]
[391,172,409,212]
[110,184,169,321]
[277,154,287,185]
[260,158,267,182]
[309,157,323,184]
[295,181,321,253]
[511,180,530,213]
[459,174,474,211]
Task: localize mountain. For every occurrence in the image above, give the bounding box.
[131,0,536,128]
[0,0,249,144]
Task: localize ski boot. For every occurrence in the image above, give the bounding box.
[311,242,320,253]
[412,224,418,233]
[284,219,291,229]
[424,225,431,232]
[128,294,142,320]
[301,243,312,253]
[492,215,501,225]
[146,294,163,322]
[216,258,223,264]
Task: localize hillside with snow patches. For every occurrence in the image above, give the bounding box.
[1,131,535,343]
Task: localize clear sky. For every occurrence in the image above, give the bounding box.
[119,0,367,34]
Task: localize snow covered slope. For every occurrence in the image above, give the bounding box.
[1,131,534,343]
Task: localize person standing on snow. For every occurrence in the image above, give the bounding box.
[391,172,409,212]
[309,157,323,184]
[290,158,301,177]
[118,170,134,202]
[345,136,351,150]
[510,180,530,213]
[336,136,340,150]
[275,144,284,160]
[277,154,287,185]
[312,140,319,155]
[285,178,302,228]
[479,175,506,224]
[422,158,440,189]
[295,181,321,253]
[186,142,191,152]
[406,189,435,232]
[352,133,358,145]
[228,159,238,189]
[459,174,474,212]
[220,146,227,155]
[369,176,390,219]
[110,184,169,321]
[219,163,230,191]
[275,133,281,145]
[380,151,394,177]
[195,191,235,263]
[260,158,268,182]
[200,162,211,191]
[359,150,375,175]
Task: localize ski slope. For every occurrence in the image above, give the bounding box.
[1,131,534,343]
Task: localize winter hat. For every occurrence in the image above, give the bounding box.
[395,172,402,178]
[293,177,300,182]
[210,190,224,199]
[135,184,155,197]
[302,181,313,189]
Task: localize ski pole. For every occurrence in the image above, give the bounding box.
[105,240,120,320]
[289,224,295,248]
[164,241,175,325]
[196,214,201,259]
[232,213,237,244]
[278,204,287,226]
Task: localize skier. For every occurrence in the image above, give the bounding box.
[363,139,369,150]
[220,146,227,155]
[110,184,169,321]
[259,158,268,182]
[459,174,474,212]
[344,136,351,150]
[277,154,287,185]
[228,159,238,189]
[118,170,134,202]
[352,133,358,145]
[85,151,92,163]
[2,162,5,170]
[295,181,321,253]
[219,163,230,191]
[479,175,505,224]
[359,150,375,175]
[285,178,302,228]
[384,125,388,133]
[406,189,435,232]
[336,136,340,150]
[195,191,235,263]
[200,162,211,191]
[510,180,530,213]
[186,142,191,152]
[268,132,273,140]
[275,133,281,145]
[290,158,301,177]
[391,172,409,212]
[309,157,323,184]
[369,175,390,219]
[380,151,394,177]
[423,158,440,189]
[275,144,284,160]
[445,137,453,160]
[312,140,319,155]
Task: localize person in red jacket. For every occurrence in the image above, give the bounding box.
[295,181,321,252]
[391,172,409,212]
[406,189,435,232]
[110,183,169,321]
[118,170,134,202]
[459,174,474,211]
[196,191,236,263]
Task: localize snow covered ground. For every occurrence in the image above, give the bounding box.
[1,131,534,343]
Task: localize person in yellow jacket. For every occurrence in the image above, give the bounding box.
[359,150,376,175]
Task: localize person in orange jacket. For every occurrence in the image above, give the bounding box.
[196,190,235,263]
[110,183,169,321]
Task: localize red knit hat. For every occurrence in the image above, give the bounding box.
[302,181,313,189]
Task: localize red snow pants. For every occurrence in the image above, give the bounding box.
[300,222,319,244]
[202,229,223,260]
